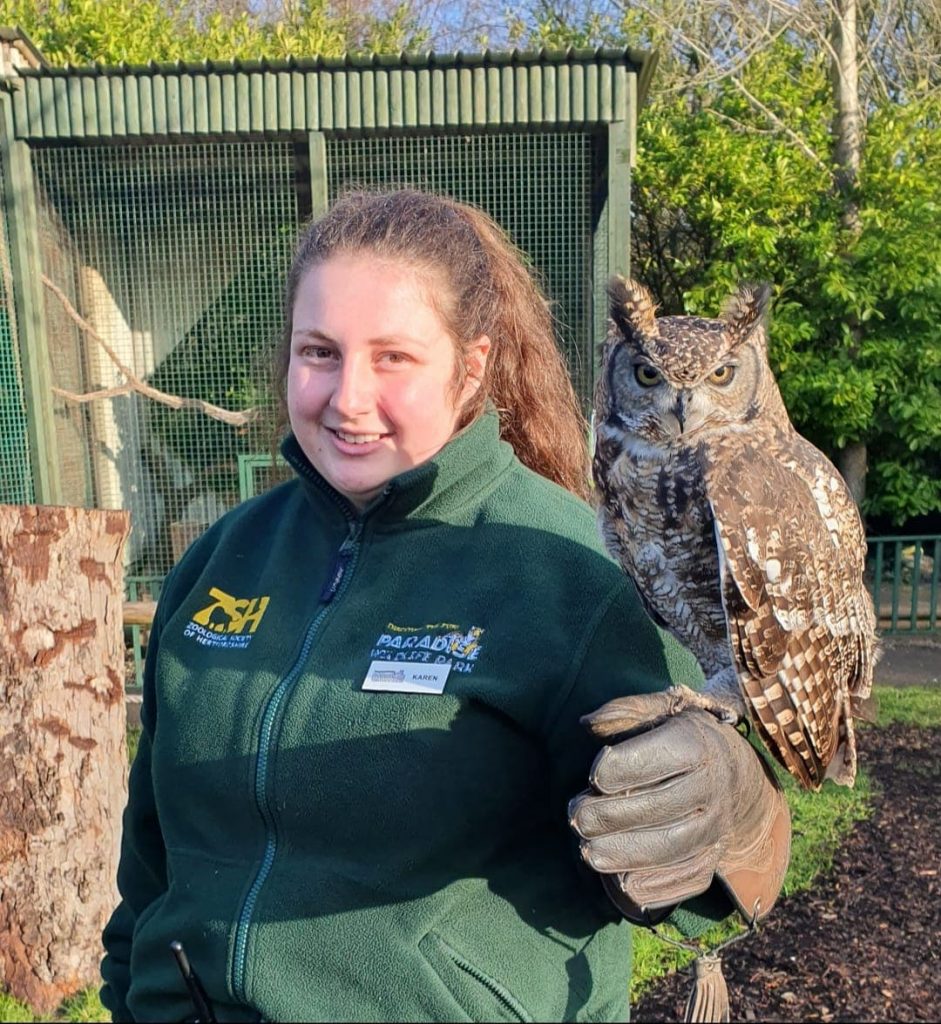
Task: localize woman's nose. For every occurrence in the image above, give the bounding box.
[329,357,374,416]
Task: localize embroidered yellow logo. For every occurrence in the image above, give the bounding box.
[192,587,270,634]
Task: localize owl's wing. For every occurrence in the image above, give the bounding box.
[776,434,878,720]
[703,438,875,788]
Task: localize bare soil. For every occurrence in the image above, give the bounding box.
[632,721,941,1023]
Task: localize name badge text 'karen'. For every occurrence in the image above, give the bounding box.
[361,660,451,694]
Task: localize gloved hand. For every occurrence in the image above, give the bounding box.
[568,692,791,926]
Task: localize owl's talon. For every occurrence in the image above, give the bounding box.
[666,684,743,728]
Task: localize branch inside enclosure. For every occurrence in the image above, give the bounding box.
[124,600,157,627]
[42,274,259,428]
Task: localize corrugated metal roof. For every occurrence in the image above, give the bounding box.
[4,47,654,141]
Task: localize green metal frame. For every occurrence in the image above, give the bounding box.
[0,90,61,504]
[308,131,328,219]
[868,534,940,634]
[0,111,32,504]
[238,453,289,502]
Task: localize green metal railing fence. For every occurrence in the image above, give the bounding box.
[125,573,165,695]
[868,535,940,635]
[237,452,291,500]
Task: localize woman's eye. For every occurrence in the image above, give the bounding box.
[634,364,662,387]
[709,364,736,385]
[300,345,333,360]
[380,351,410,365]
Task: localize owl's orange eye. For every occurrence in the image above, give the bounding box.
[709,364,736,385]
[634,364,662,387]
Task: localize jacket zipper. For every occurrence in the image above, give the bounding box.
[436,936,534,1023]
[229,514,362,1003]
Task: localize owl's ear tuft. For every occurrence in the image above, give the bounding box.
[608,276,658,339]
[722,282,772,347]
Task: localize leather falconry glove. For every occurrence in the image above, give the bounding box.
[568,691,791,926]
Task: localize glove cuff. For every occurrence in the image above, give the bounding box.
[716,782,791,923]
[599,873,677,927]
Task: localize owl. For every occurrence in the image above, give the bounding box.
[591,277,877,789]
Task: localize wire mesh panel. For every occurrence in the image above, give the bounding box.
[325,131,596,406]
[32,141,299,576]
[0,148,34,505]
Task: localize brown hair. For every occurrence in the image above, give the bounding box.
[273,188,590,499]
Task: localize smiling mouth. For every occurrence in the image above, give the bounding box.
[329,428,388,445]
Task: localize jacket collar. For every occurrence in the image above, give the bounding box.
[280,409,515,528]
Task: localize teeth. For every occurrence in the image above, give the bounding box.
[336,430,382,444]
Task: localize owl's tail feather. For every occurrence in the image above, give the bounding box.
[851,691,879,723]
[822,691,860,787]
[824,739,857,787]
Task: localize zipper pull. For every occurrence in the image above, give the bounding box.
[319,525,360,603]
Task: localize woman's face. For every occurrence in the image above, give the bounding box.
[287,254,489,508]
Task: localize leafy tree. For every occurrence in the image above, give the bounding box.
[632,44,941,525]
[5,0,938,523]
[508,1,941,526]
[0,0,426,65]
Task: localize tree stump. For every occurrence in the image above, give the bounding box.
[0,504,130,1015]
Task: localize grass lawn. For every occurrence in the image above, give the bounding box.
[3,684,938,1022]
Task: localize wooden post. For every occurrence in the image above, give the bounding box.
[592,114,634,396]
[308,131,329,219]
[0,504,130,1015]
[606,117,633,279]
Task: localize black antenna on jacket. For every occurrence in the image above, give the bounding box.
[170,940,218,1023]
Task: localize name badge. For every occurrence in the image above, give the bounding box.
[362,660,451,694]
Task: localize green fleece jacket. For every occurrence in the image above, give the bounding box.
[100,411,705,1023]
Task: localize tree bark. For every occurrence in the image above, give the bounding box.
[831,0,862,233]
[0,504,130,1016]
[831,0,868,509]
[837,439,867,508]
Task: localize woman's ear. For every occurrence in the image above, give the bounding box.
[461,335,492,397]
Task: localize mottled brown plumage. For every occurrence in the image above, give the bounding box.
[593,277,876,789]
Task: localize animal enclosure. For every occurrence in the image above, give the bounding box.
[0,45,646,588]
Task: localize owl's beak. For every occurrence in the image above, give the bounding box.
[674,390,692,433]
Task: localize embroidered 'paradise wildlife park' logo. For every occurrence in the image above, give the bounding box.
[368,622,486,674]
[183,587,271,649]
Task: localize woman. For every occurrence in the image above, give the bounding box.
[101,189,788,1022]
